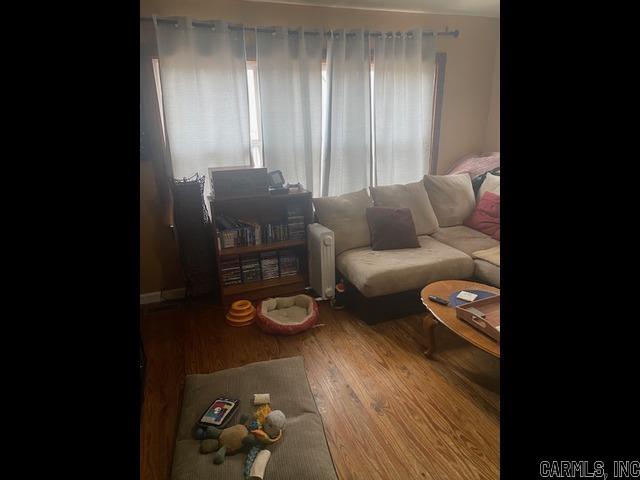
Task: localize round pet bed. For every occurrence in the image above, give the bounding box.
[256,295,319,335]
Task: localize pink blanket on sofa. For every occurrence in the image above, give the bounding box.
[446,152,500,179]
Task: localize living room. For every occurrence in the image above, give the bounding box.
[8,0,640,476]
[141,0,500,478]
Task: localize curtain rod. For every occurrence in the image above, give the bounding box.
[142,17,460,38]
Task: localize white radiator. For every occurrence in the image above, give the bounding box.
[307,223,335,300]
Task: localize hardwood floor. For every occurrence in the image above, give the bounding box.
[140,299,499,480]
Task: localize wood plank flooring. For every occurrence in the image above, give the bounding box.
[140,299,499,480]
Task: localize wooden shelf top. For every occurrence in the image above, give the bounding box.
[223,273,306,296]
[218,239,306,257]
[209,190,311,204]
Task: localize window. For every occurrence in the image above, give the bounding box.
[245,60,373,176]
[246,61,264,167]
[320,62,381,186]
[152,58,265,167]
[319,62,376,181]
[152,50,445,184]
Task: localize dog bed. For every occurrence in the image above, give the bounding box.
[256,295,319,335]
[171,356,338,480]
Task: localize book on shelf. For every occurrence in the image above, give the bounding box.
[216,213,293,249]
[262,223,289,244]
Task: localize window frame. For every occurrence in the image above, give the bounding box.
[430,52,447,175]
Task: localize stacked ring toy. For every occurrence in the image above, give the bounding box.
[225,300,256,327]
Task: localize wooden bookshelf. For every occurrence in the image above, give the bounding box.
[218,239,306,257]
[210,191,311,203]
[223,274,306,296]
[209,190,313,306]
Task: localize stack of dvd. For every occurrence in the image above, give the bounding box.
[221,256,241,286]
[240,254,261,283]
[215,214,262,249]
[279,249,299,277]
[287,205,306,241]
[221,230,238,249]
[260,251,279,280]
[262,223,289,243]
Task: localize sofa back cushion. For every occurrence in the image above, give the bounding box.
[366,207,420,251]
[423,174,476,227]
[369,181,439,236]
[312,189,373,255]
[477,172,500,201]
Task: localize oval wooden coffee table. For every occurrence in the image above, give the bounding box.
[420,280,500,359]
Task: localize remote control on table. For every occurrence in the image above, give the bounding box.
[428,295,449,306]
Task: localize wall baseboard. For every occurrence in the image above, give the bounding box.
[140,288,186,305]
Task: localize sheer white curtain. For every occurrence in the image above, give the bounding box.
[322,29,372,197]
[374,30,436,186]
[153,17,251,191]
[256,27,322,195]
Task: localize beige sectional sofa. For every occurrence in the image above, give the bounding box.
[312,173,500,323]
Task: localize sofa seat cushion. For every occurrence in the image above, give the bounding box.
[474,259,500,288]
[431,225,499,256]
[336,235,474,298]
[472,245,500,267]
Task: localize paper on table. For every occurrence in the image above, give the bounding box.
[456,290,478,302]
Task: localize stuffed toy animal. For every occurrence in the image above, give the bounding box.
[194,401,287,471]
[195,423,253,464]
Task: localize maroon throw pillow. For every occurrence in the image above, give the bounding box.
[366,207,420,251]
[464,192,500,238]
